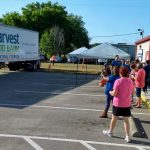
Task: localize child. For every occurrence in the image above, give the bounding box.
[99,65,111,87]
[99,67,120,118]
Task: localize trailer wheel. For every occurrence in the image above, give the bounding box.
[8,63,16,71]
[9,68,16,71]
[37,63,40,69]
[32,63,37,71]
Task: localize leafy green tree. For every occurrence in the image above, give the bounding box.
[21,2,68,34]
[90,43,101,48]
[2,12,24,27]
[0,18,3,22]
[52,25,65,55]
[1,1,90,56]
[66,14,90,49]
[40,29,53,58]
[40,25,65,57]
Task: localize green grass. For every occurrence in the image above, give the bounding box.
[41,63,103,74]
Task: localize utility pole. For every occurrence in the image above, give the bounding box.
[138,29,144,38]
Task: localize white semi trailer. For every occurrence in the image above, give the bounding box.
[0,23,40,71]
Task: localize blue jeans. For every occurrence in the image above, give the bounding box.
[136,87,141,97]
[105,94,113,111]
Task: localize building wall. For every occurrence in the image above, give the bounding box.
[136,41,150,62]
[113,44,135,60]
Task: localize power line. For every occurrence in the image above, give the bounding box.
[91,32,139,38]
[58,2,150,8]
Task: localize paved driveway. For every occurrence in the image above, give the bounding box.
[0,69,150,150]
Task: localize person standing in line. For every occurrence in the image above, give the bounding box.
[130,63,137,80]
[143,60,150,94]
[123,59,131,72]
[99,67,120,118]
[111,55,122,69]
[51,55,56,66]
[129,63,137,102]
[99,65,111,87]
[134,58,140,64]
[103,67,134,143]
[132,63,146,108]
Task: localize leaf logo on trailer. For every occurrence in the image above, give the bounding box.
[0,32,20,53]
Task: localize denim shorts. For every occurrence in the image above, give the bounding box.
[136,87,141,97]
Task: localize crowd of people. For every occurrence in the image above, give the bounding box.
[98,55,150,142]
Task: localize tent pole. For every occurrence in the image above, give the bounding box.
[76,57,79,86]
[86,63,87,80]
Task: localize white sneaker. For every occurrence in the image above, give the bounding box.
[103,130,113,137]
[125,136,131,143]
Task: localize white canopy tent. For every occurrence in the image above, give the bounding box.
[80,43,130,59]
[67,46,88,85]
[68,46,88,56]
[67,43,130,85]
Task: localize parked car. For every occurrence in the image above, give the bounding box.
[61,56,67,63]
[55,56,62,62]
[67,56,96,64]
[39,53,46,62]
[67,56,78,63]
[80,58,95,64]
[98,59,107,65]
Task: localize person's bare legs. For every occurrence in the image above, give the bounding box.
[109,114,118,132]
[133,97,138,106]
[134,97,142,108]
[136,97,142,107]
[123,117,130,136]
[123,116,131,142]
[103,114,117,137]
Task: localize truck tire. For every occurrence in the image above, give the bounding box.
[9,67,16,71]
[37,63,40,69]
[32,63,37,71]
[8,63,16,71]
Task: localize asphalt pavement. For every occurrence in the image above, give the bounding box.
[0,68,150,150]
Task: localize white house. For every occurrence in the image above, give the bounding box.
[135,35,150,62]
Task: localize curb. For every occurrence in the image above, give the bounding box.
[129,114,141,137]
[141,94,150,110]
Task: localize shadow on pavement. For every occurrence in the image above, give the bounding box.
[0,70,99,109]
[134,118,148,139]
[131,139,150,146]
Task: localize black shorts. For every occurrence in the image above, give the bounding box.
[112,106,131,117]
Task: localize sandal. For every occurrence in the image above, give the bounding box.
[135,106,142,108]
[133,103,138,106]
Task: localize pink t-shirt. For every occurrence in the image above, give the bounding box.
[135,68,146,88]
[113,77,134,107]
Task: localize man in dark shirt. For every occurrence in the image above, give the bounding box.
[111,55,122,68]
[143,60,150,93]
[123,59,131,72]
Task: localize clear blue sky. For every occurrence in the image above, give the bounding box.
[0,0,149,44]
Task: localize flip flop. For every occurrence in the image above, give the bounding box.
[135,106,142,108]
[133,103,138,106]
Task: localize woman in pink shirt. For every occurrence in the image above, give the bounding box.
[132,63,146,108]
[129,63,137,102]
[103,67,134,143]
